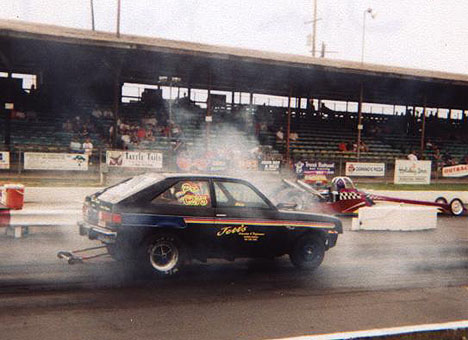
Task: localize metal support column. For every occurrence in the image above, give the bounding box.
[206,81,212,153]
[356,82,364,160]
[420,98,427,158]
[112,78,121,148]
[286,89,292,165]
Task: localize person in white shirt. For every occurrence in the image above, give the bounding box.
[70,138,82,153]
[82,138,94,164]
[407,151,418,161]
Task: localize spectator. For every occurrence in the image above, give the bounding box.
[407,150,418,161]
[82,138,94,164]
[145,129,156,142]
[338,141,347,152]
[103,108,113,118]
[359,141,369,152]
[70,137,82,153]
[137,126,147,140]
[91,105,103,119]
[121,132,131,148]
[276,127,284,141]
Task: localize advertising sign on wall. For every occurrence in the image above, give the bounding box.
[260,160,281,172]
[442,164,468,178]
[346,162,385,177]
[0,152,10,169]
[394,160,431,184]
[24,152,88,171]
[303,161,335,175]
[107,150,163,169]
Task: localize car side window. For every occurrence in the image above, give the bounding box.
[214,181,270,209]
[152,180,211,207]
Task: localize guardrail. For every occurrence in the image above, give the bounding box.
[1,208,81,238]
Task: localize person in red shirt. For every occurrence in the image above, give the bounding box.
[338,141,347,152]
[137,126,146,140]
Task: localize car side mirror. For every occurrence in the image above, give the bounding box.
[277,202,297,210]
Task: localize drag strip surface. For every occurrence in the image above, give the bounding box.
[0,198,466,339]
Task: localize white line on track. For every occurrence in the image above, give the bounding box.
[271,320,468,340]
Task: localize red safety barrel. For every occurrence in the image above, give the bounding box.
[0,184,25,210]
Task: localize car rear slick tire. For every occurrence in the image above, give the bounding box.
[289,234,325,271]
[145,233,186,277]
[449,198,464,216]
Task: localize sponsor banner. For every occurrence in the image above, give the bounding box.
[394,160,431,184]
[24,152,88,171]
[107,150,163,169]
[302,161,335,175]
[346,162,385,177]
[260,160,281,172]
[442,164,468,178]
[0,151,10,169]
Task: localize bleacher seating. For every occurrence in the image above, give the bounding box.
[1,98,466,167]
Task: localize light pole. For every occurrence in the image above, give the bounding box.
[116,0,121,37]
[361,8,376,64]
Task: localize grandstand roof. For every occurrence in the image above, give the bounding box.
[1,19,468,109]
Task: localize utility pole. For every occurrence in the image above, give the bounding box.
[116,0,121,37]
[305,0,320,57]
[312,0,317,57]
[90,0,95,31]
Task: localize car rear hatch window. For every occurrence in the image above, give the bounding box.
[97,173,164,204]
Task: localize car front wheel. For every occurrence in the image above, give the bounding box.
[289,234,325,271]
[145,233,186,276]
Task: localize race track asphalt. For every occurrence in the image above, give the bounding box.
[0,212,466,339]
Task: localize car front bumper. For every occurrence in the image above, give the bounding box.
[78,221,117,244]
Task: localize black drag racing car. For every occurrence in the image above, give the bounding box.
[78,173,342,276]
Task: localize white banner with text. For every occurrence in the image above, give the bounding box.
[106,150,163,169]
[0,151,10,169]
[24,152,89,171]
[442,164,468,178]
[394,160,431,184]
[345,162,385,177]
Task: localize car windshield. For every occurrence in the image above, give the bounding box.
[98,173,165,204]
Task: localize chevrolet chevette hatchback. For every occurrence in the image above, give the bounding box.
[78,173,343,276]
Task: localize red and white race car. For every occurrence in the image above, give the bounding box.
[275,177,466,216]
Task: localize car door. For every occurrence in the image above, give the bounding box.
[212,179,286,256]
[149,179,216,252]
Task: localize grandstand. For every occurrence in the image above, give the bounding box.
[1,19,468,178]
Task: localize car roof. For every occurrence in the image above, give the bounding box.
[154,172,247,182]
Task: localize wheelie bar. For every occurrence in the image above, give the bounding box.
[57,245,109,265]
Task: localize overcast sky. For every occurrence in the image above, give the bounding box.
[1,0,468,75]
